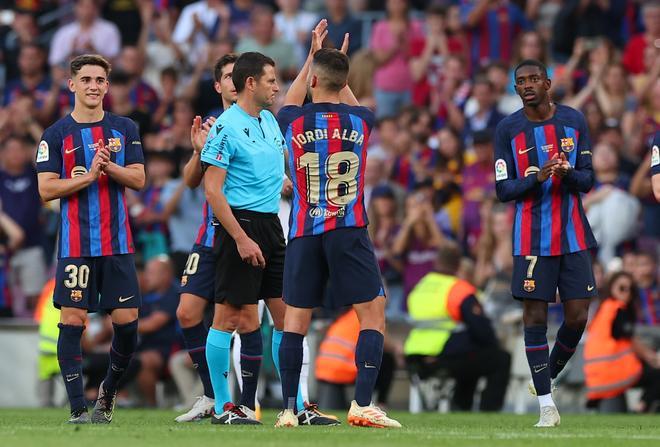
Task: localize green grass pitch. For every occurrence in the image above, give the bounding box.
[1,409,659,447]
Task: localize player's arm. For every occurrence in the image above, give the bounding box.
[493,124,544,203]
[338,33,360,107]
[37,142,110,202]
[284,20,328,106]
[201,128,265,268]
[653,171,660,202]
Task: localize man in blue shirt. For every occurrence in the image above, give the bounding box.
[200,52,286,425]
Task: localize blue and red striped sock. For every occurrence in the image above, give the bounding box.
[524,325,551,396]
[549,324,583,379]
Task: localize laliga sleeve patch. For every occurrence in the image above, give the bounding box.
[495,158,508,181]
[652,145,660,167]
[36,140,49,163]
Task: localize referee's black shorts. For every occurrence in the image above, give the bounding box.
[212,208,285,306]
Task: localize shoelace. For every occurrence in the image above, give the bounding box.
[99,390,116,410]
[228,405,248,418]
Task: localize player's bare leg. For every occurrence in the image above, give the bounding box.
[523,300,560,427]
[208,303,260,425]
[348,297,401,428]
[175,293,215,422]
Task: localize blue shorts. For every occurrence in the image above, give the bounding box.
[179,244,215,301]
[54,254,141,312]
[284,227,384,309]
[512,250,597,302]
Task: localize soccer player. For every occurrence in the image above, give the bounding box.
[275,23,401,428]
[36,54,145,424]
[650,131,660,201]
[495,59,598,427]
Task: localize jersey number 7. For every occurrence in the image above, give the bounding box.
[297,152,360,206]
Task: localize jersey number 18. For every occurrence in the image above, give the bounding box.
[297,152,360,207]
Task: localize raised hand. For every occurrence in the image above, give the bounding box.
[340,33,350,54]
[190,116,209,153]
[310,19,328,54]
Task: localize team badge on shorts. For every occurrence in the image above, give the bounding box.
[180,275,188,286]
[70,290,83,302]
[523,279,536,292]
[560,137,575,152]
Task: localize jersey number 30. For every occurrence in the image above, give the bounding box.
[297,152,360,206]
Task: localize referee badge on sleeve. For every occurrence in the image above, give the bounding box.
[495,159,508,181]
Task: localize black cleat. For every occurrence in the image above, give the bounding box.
[68,408,90,424]
[297,403,341,426]
[91,381,117,424]
[211,403,261,425]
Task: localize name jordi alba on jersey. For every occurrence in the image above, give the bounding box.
[277,104,375,240]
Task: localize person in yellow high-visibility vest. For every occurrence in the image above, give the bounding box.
[34,278,60,407]
[405,242,511,411]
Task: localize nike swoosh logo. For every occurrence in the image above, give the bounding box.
[66,374,79,382]
[118,295,134,303]
[65,146,82,154]
[364,363,377,369]
[533,365,547,373]
[587,285,595,291]
[519,146,535,155]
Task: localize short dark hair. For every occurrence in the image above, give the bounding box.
[436,241,462,275]
[232,52,275,93]
[426,4,447,16]
[160,66,179,81]
[109,69,131,85]
[70,54,111,77]
[514,59,548,79]
[214,53,239,83]
[312,48,350,92]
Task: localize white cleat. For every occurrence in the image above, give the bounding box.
[174,396,215,422]
[534,406,561,428]
[347,401,402,428]
[528,379,558,396]
[275,409,299,428]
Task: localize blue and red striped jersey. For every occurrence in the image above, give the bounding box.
[36,113,144,258]
[460,1,529,71]
[494,104,597,256]
[638,284,659,326]
[278,103,375,240]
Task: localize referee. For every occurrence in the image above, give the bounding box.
[200,52,286,425]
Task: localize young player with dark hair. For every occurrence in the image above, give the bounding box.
[495,59,598,427]
[36,54,146,424]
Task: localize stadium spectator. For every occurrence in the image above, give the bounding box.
[135,256,180,406]
[128,151,175,262]
[622,1,660,75]
[392,190,444,301]
[235,6,298,82]
[0,10,41,83]
[3,44,50,119]
[0,135,47,315]
[633,251,659,327]
[324,0,362,56]
[584,271,660,413]
[368,185,404,319]
[107,70,152,139]
[584,141,640,264]
[274,0,318,66]
[48,0,121,67]
[405,242,511,412]
[171,0,225,66]
[369,0,423,119]
[461,0,530,70]
[0,196,25,317]
[115,46,160,116]
[463,76,505,144]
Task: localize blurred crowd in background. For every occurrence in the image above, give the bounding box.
[0,0,658,411]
